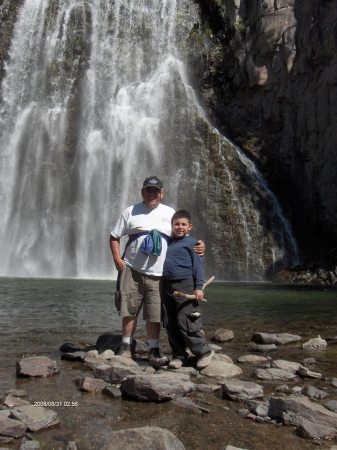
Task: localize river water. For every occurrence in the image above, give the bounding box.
[1,278,336,449]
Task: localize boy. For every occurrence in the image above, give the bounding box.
[162,210,214,370]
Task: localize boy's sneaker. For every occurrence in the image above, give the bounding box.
[118,342,132,358]
[196,350,214,369]
[168,358,183,369]
[148,348,169,368]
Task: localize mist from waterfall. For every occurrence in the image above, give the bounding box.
[0,0,299,280]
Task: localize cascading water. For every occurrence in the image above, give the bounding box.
[0,0,299,280]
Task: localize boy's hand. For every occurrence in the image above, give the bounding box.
[193,240,205,256]
[194,289,204,301]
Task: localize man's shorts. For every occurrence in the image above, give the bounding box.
[115,265,161,322]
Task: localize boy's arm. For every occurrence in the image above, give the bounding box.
[192,249,204,301]
[193,240,205,256]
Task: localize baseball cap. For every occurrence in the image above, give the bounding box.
[142,176,163,190]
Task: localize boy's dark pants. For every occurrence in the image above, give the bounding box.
[161,278,211,360]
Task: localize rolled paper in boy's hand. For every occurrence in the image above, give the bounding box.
[173,275,215,302]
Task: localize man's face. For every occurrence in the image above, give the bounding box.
[142,186,163,209]
[171,217,192,238]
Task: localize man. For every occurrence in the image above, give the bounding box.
[110,176,204,367]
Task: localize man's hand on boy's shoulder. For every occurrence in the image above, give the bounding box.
[193,240,205,256]
[194,289,204,300]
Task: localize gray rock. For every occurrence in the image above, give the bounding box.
[252,332,301,345]
[19,440,41,450]
[247,343,277,352]
[200,358,242,381]
[102,426,185,450]
[16,356,59,378]
[269,395,337,428]
[212,328,234,343]
[244,399,270,417]
[324,400,337,413]
[76,376,107,393]
[10,405,59,431]
[195,384,220,393]
[224,446,249,450]
[296,418,336,440]
[171,397,209,414]
[271,359,302,373]
[302,337,327,350]
[121,372,195,402]
[222,379,264,401]
[5,389,27,398]
[103,386,122,398]
[298,366,322,379]
[302,385,329,401]
[4,395,30,408]
[253,367,297,381]
[93,358,147,383]
[331,378,337,388]
[0,414,26,438]
[237,354,269,364]
[65,442,79,450]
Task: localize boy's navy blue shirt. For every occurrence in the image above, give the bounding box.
[163,235,204,290]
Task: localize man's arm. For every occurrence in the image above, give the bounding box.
[110,235,125,271]
[193,240,205,256]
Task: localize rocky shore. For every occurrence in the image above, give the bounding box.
[274,267,337,287]
[2,330,337,449]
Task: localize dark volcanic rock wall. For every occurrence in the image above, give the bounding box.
[192,0,337,268]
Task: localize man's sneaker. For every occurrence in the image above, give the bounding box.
[118,342,132,358]
[148,348,169,368]
[168,358,183,369]
[196,350,214,370]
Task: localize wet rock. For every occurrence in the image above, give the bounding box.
[269,395,337,429]
[16,356,59,378]
[275,384,289,393]
[59,342,85,353]
[121,372,195,402]
[5,389,27,398]
[171,397,209,414]
[237,354,269,364]
[19,439,41,449]
[103,386,122,398]
[224,446,248,450]
[296,418,336,440]
[253,368,297,381]
[92,358,148,383]
[302,357,316,366]
[298,366,322,379]
[10,405,59,431]
[3,395,30,408]
[199,357,242,381]
[66,442,79,450]
[222,379,264,401]
[209,343,222,352]
[0,411,26,438]
[102,426,185,450]
[244,399,270,417]
[324,400,337,413]
[61,351,86,362]
[252,332,301,345]
[302,336,327,350]
[76,376,107,393]
[302,385,329,401]
[331,378,337,388]
[291,386,303,394]
[247,343,277,352]
[271,359,302,373]
[195,384,220,393]
[212,328,234,343]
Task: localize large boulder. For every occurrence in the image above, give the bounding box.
[102,426,185,450]
[121,372,194,402]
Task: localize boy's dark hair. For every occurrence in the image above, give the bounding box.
[171,209,192,224]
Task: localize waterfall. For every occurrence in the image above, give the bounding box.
[0,0,299,280]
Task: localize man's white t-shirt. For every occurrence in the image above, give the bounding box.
[111,202,175,276]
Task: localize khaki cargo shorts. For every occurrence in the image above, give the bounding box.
[115,265,161,322]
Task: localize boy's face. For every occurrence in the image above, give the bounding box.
[172,217,192,238]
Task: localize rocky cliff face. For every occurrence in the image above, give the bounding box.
[191,0,337,269]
